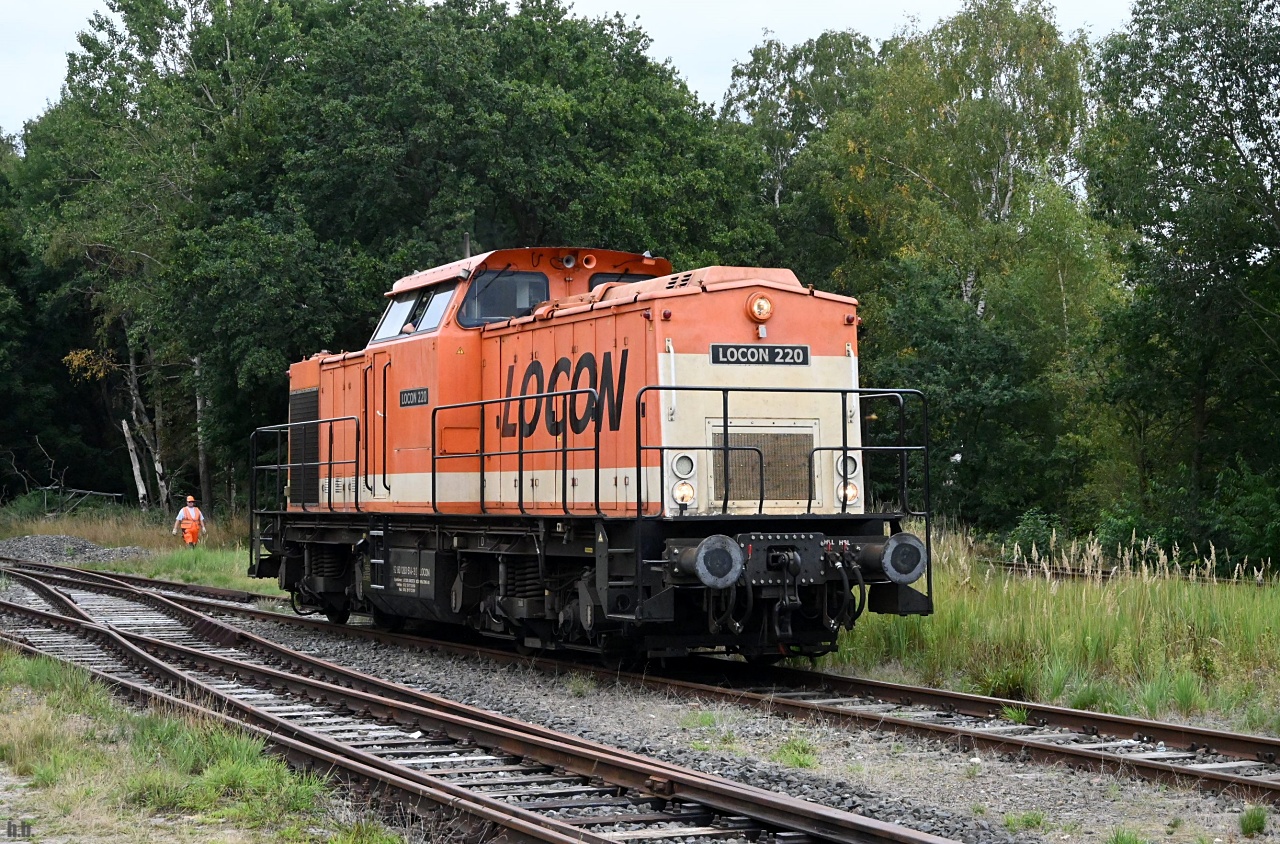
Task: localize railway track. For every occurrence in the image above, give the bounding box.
[0,561,953,844]
[6,560,1280,806]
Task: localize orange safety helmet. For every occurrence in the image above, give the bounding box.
[186,496,195,503]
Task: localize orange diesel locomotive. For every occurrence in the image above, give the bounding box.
[248,247,932,660]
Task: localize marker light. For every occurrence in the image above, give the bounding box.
[836,454,859,479]
[747,293,774,322]
[837,482,860,505]
[673,481,696,505]
[672,453,696,479]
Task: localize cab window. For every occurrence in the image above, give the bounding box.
[415,283,456,333]
[370,283,458,342]
[457,269,549,327]
[371,292,419,342]
[589,272,657,290]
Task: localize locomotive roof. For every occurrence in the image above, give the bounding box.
[513,265,859,323]
[387,247,672,296]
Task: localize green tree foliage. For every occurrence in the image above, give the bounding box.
[827,0,1088,297]
[3,0,1274,564]
[6,0,770,507]
[0,136,120,497]
[723,30,877,283]
[1086,0,1280,559]
[803,0,1122,528]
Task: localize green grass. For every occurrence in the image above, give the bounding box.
[564,673,596,697]
[79,546,286,596]
[0,647,397,841]
[0,651,116,717]
[678,709,721,729]
[122,712,325,822]
[825,523,1280,729]
[1106,830,1150,844]
[1000,704,1029,724]
[1241,805,1268,836]
[1002,810,1046,832]
[682,709,740,754]
[771,736,819,768]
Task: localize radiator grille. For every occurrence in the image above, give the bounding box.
[711,431,814,501]
[289,389,320,505]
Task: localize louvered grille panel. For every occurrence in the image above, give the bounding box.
[289,389,320,505]
[711,431,814,501]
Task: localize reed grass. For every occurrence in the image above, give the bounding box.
[828,523,1280,731]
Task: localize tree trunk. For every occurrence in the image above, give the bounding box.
[121,419,150,510]
[125,347,171,507]
[194,355,214,512]
[1190,364,1209,510]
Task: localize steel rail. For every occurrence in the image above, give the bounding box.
[0,563,955,844]
[9,559,1280,803]
[687,658,1280,762]
[0,596,601,844]
[0,633,517,841]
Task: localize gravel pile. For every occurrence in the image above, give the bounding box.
[0,534,150,566]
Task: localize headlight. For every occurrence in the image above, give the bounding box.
[836,453,859,479]
[672,453,695,479]
[746,293,774,322]
[672,481,696,505]
[837,482,859,504]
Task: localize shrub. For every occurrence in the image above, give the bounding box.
[1008,507,1061,561]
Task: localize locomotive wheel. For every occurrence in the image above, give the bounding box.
[371,607,405,633]
[597,636,641,671]
[745,653,785,666]
[325,608,351,625]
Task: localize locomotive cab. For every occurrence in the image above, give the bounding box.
[249,247,932,660]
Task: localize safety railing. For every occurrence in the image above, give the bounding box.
[249,416,362,514]
[633,385,930,520]
[430,388,602,515]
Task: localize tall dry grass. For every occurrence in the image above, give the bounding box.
[830,522,1280,731]
[0,502,279,595]
[0,506,246,551]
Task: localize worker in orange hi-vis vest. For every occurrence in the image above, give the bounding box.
[172,496,207,547]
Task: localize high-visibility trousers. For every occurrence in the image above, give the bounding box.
[180,520,202,545]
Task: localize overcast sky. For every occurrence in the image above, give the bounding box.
[0,0,1135,137]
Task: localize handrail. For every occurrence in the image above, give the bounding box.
[633,385,929,518]
[250,416,362,514]
[430,388,602,516]
[362,364,374,494]
[631,384,931,611]
[381,360,392,493]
